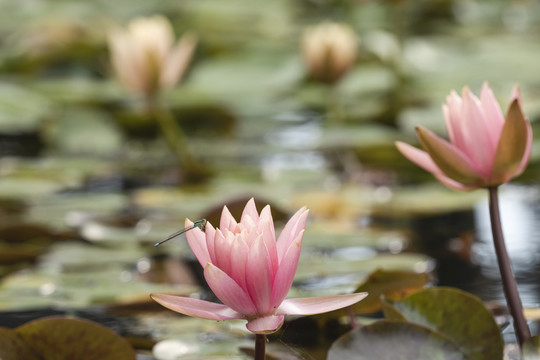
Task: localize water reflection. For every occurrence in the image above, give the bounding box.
[471,185,540,306]
[411,185,540,308]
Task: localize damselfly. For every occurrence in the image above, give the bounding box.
[154,219,207,247]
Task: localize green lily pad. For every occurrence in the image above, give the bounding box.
[523,334,540,360]
[382,287,503,360]
[327,321,467,360]
[0,83,52,133]
[46,108,123,155]
[352,269,429,315]
[12,316,135,360]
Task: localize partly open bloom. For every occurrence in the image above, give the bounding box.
[396,83,532,190]
[151,199,366,334]
[301,22,357,85]
[108,15,197,97]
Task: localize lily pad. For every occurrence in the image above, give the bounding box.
[352,269,429,315]
[13,316,135,360]
[0,327,36,360]
[382,287,503,360]
[327,321,467,360]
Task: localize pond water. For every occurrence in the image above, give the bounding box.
[2,0,540,358]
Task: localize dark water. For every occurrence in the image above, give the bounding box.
[411,185,540,308]
[469,185,540,307]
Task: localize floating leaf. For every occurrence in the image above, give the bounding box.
[352,269,429,314]
[0,327,38,360]
[382,287,503,360]
[327,321,466,360]
[15,316,136,360]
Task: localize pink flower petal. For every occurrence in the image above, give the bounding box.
[185,219,210,267]
[396,141,476,191]
[480,82,505,143]
[213,230,233,273]
[416,127,484,184]
[204,263,258,316]
[460,87,495,173]
[220,206,237,231]
[271,230,304,307]
[205,222,217,263]
[511,84,522,105]
[246,234,273,313]
[276,292,368,315]
[258,205,278,273]
[229,236,249,291]
[444,91,465,150]
[246,315,285,334]
[241,198,260,224]
[150,293,243,320]
[276,207,308,260]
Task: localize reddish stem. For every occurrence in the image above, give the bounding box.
[488,186,530,346]
[254,334,266,360]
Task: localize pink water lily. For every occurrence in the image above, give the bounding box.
[151,199,367,334]
[396,83,532,190]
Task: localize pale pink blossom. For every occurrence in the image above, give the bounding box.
[396,83,532,190]
[108,15,196,97]
[151,199,366,334]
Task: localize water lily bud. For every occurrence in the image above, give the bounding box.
[107,15,197,97]
[301,22,357,85]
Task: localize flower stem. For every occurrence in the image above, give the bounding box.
[488,186,530,346]
[254,334,266,360]
[145,95,209,183]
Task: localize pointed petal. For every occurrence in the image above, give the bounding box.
[241,198,260,224]
[185,219,210,267]
[161,32,197,89]
[229,236,249,291]
[150,293,243,320]
[204,263,257,316]
[460,87,496,172]
[511,84,522,105]
[271,230,304,307]
[276,292,368,315]
[444,91,465,149]
[491,99,532,184]
[276,207,308,260]
[516,120,533,175]
[480,82,505,131]
[213,230,232,274]
[396,141,442,174]
[246,234,273,313]
[396,141,472,190]
[205,222,217,263]
[416,127,484,184]
[258,205,278,273]
[220,206,237,231]
[246,315,285,334]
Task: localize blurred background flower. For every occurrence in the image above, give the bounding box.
[108,15,197,99]
[301,22,357,85]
